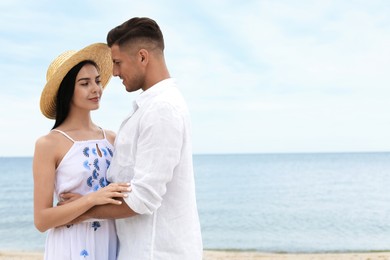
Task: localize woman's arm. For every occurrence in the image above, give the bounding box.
[33,135,129,232]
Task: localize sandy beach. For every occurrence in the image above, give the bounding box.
[1,250,390,260]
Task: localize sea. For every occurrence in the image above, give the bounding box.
[0,153,390,253]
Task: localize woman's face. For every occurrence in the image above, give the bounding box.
[71,63,103,113]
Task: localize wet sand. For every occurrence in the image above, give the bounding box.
[1,250,390,260]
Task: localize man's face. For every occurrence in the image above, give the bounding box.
[110,44,144,92]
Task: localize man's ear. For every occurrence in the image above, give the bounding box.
[139,49,148,63]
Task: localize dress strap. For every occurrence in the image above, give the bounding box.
[100,127,107,140]
[51,129,75,143]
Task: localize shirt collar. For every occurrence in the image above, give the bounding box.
[134,78,176,109]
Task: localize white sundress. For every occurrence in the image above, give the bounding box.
[44,129,117,260]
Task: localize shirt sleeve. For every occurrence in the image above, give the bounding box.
[124,101,184,215]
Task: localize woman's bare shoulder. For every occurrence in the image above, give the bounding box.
[33,131,67,166]
[35,130,72,151]
[35,131,60,149]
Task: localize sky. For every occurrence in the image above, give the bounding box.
[1,0,390,156]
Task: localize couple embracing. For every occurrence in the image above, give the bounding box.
[33,17,202,260]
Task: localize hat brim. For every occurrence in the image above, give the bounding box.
[40,43,112,119]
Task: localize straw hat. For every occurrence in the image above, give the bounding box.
[40,43,112,119]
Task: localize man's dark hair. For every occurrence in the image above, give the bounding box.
[107,17,164,51]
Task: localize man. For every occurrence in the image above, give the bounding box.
[85,17,203,259]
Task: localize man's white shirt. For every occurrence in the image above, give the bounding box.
[107,78,203,260]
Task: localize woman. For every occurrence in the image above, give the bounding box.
[33,43,128,260]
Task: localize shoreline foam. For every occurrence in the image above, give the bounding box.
[1,250,390,260]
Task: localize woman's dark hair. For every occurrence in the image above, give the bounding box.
[52,60,98,129]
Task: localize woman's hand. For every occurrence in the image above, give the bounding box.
[59,182,131,207]
[87,182,131,206]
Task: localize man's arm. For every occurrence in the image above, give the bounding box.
[70,198,138,224]
[87,198,138,219]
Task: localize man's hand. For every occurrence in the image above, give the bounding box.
[57,193,82,206]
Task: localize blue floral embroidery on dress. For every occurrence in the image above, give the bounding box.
[83,147,90,157]
[83,160,91,170]
[93,158,100,171]
[107,147,113,157]
[93,184,100,191]
[91,221,101,231]
[87,176,93,187]
[99,177,108,187]
[101,148,108,157]
[92,147,97,156]
[80,249,89,257]
[106,159,111,169]
[92,169,99,179]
